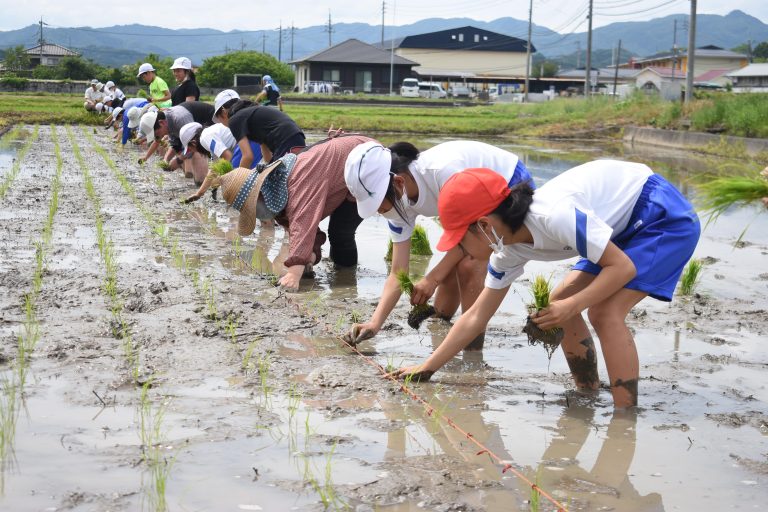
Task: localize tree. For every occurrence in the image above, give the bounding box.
[532,61,559,78]
[58,56,104,80]
[3,45,30,72]
[753,41,768,60]
[197,51,294,88]
[127,54,174,87]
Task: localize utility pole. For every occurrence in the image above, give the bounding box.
[685,0,697,103]
[325,10,334,47]
[291,23,296,61]
[612,39,622,97]
[38,16,46,66]
[671,19,678,79]
[584,0,594,97]
[262,33,266,54]
[524,0,533,102]
[576,41,581,69]
[381,1,386,46]
[278,22,283,61]
[240,38,246,52]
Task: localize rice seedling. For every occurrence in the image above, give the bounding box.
[154,173,165,191]
[349,310,362,324]
[0,125,39,200]
[384,353,403,373]
[156,160,171,171]
[410,224,433,256]
[679,258,703,296]
[0,374,20,482]
[225,314,238,344]
[241,338,261,375]
[396,270,436,329]
[138,380,174,512]
[384,239,393,262]
[257,353,272,402]
[523,275,564,359]
[696,174,768,223]
[211,159,234,176]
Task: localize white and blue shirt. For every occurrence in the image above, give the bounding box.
[485,160,653,289]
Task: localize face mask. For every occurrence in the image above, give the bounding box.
[477,222,505,254]
[379,181,409,220]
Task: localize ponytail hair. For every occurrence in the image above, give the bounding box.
[388,141,419,174]
[228,99,255,117]
[490,180,535,233]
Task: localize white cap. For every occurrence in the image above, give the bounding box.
[137,63,155,77]
[111,107,124,121]
[343,141,392,218]
[90,78,99,85]
[170,57,192,70]
[179,122,202,157]
[103,95,113,103]
[139,111,158,143]
[213,89,240,121]
[105,80,115,89]
[127,107,142,129]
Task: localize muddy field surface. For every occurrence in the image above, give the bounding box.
[0,126,767,511]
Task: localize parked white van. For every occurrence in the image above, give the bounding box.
[400,78,420,98]
[418,82,447,99]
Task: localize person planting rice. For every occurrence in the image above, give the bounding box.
[254,74,284,111]
[342,141,533,349]
[388,160,701,409]
[214,134,378,291]
[138,101,215,184]
[178,121,263,202]
[223,100,305,165]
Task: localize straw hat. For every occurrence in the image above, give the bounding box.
[220,154,297,236]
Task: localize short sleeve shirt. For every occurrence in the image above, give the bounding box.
[383,140,523,243]
[228,106,303,152]
[485,160,653,289]
[149,76,172,108]
[200,124,237,157]
[171,79,200,106]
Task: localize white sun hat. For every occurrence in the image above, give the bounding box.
[212,89,240,121]
[344,141,392,218]
[139,110,159,143]
[170,57,192,70]
[137,63,155,77]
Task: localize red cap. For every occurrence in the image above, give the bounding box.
[436,168,511,251]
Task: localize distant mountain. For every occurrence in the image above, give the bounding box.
[0,10,765,68]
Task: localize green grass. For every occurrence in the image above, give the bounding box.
[679,259,703,296]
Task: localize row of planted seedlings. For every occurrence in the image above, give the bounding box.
[68,127,174,511]
[0,125,39,200]
[0,125,62,493]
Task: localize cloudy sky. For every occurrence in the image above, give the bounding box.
[1,0,766,33]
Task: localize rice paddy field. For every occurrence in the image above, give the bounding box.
[0,114,766,511]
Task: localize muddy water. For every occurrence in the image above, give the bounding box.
[0,126,766,511]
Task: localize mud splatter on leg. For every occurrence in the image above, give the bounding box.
[612,378,638,408]
[565,336,599,390]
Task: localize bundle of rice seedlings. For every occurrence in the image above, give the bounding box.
[697,174,768,223]
[156,160,171,171]
[383,224,432,262]
[678,258,702,296]
[396,270,435,329]
[211,159,234,176]
[410,224,433,256]
[136,89,148,98]
[522,274,563,358]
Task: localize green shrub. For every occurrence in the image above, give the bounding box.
[0,75,28,90]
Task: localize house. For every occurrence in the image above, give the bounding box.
[380,26,533,81]
[726,63,768,93]
[694,69,733,88]
[634,67,684,100]
[24,43,79,67]
[290,39,417,94]
[623,45,747,80]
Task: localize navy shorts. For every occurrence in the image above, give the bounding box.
[572,174,700,301]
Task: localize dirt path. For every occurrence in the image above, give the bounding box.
[0,125,767,511]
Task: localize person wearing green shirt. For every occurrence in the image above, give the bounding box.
[137,63,172,108]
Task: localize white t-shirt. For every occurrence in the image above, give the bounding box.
[200,123,237,158]
[111,87,126,101]
[84,86,105,102]
[383,140,520,243]
[485,159,653,289]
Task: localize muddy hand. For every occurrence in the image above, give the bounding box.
[343,323,377,346]
[385,365,435,383]
[278,272,300,292]
[183,193,201,204]
[411,277,438,305]
[532,298,578,331]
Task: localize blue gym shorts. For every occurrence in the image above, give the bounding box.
[572,173,701,301]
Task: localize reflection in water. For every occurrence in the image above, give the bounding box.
[538,406,664,512]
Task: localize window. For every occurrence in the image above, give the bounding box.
[355,70,372,92]
[451,35,456,40]
[458,33,464,42]
[483,36,488,41]
[322,69,340,82]
[474,34,479,42]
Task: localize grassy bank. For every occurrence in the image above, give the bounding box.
[1,91,766,141]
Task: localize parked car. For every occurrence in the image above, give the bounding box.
[448,85,474,98]
[400,78,420,98]
[418,82,447,99]
[488,86,499,100]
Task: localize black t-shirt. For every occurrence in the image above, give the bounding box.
[171,79,200,106]
[180,101,215,126]
[264,84,281,106]
[228,106,303,152]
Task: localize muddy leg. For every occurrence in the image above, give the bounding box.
[551,271,600,391]
[433,267,460,320]
[587,288,647,409]
[456,255,487,350]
